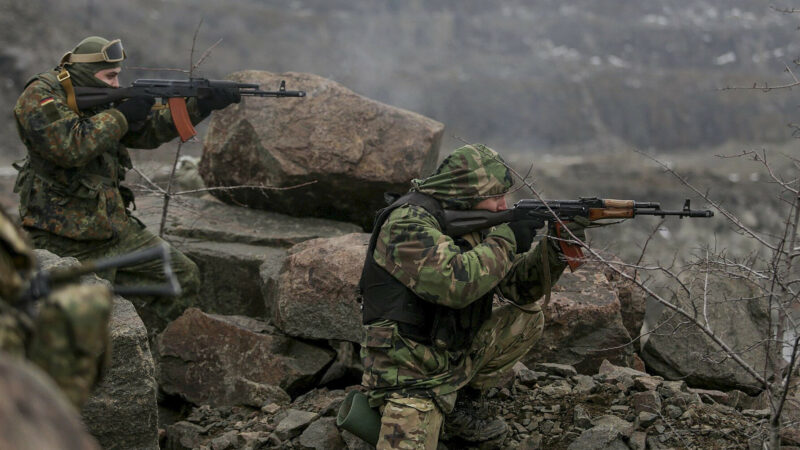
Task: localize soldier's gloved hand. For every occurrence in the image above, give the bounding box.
[508,220,537,254]
[198,87,241,115]
[116,96,155,125]
[553,216,590,243]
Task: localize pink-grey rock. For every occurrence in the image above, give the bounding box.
[135,194,361,248]
[158,308,334,404]
[630,391,662,415]
[588,256,647,341]
[272,233,369,342]
[199,70,444,229]
[298,417,347,450]
[523,268,634,374]
[82,297,159,450]
[274,409,319,441]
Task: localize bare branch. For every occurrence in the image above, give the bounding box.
[721,63,800,91]
[770,5,800,14]
[193,38,223,71]
[635,149,779,251]
[125,66,189,74]
[130,167,167,196]
[494,148,771,387]
[771,334,800,430]
[703,250,712,331]
[172,180,317,196]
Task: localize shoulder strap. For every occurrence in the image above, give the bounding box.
[402,191,445,231]
[366,192,443,249]
[359,192,444,294]
[56,69,79,113]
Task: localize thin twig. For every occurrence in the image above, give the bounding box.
[635,149,778,251]
[172,180,317,196]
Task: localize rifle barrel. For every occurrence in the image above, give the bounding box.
[245,90,306,97]
[634,209,714,218]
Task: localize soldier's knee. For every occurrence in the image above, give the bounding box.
[170,249,199,290]
[377,396,443,449]
[517,309,544,347]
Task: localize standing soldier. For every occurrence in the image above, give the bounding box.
[359,144,588,448]
[12,36,239,332]
[0,207,111,409]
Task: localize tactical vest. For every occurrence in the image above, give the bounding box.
[360,192,493,352]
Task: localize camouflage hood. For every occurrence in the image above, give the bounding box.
[410,144,513,210]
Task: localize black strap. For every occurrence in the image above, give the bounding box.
[364,192,443,266]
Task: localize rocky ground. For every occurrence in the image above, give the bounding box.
[161,360,792,450]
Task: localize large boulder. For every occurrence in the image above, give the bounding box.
[178,239,287,318]
[640,274,776,395]
[522,268,635,374]
[0,353,100,450]
[158,308,335,405]
[133,195,360,319]
[199,70,444,229]
[82,297,159,450]
[134,195,361,247]
[272,233,369,343]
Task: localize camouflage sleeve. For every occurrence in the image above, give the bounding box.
[14,80,127,168]
[120,97,211,149]
[498,236,568,305]
[373,204,517,309]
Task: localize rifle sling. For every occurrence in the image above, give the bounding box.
[57,68,79,114]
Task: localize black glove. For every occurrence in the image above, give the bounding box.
[508,220,538,254]
[198,87,242,115]
[116,96,155,125]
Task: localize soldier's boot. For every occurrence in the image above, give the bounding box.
[443,387,508,448]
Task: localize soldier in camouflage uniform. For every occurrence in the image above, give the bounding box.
[0,207,112,409]
[13,36,239,332]
[360,144,587,449]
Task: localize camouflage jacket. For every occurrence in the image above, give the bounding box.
[0,208,33,303]
[361,144,569,407]
[13,69,209,240]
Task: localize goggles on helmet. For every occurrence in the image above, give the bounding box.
[60,39,125,65]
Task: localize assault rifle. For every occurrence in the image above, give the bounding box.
[73,78,306,142]
[20,244,181,316]
[443,197,714,269]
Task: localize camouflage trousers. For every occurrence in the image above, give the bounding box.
[0,284,112,409]
[27,216,200,334]
[374,304,545,449]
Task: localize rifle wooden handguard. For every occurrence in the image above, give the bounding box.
[588,208,634,221]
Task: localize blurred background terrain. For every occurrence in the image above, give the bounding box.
[0,0,796,267]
